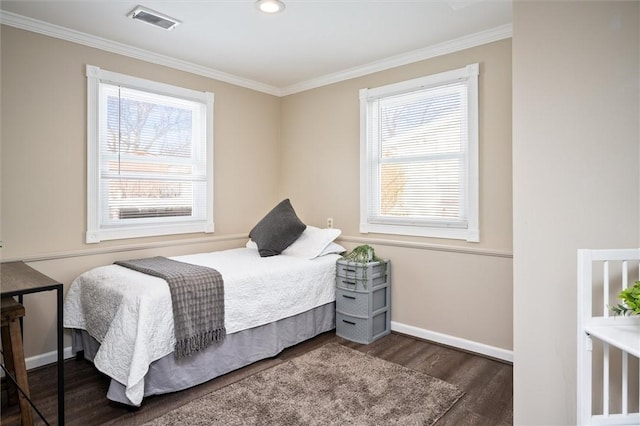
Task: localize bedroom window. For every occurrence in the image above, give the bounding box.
[86,65,214,243]
[359,63,479,242]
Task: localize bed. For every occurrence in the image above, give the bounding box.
[64,200,345,406]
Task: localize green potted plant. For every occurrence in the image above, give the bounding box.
[339,245,386,289]
[610,281,640,316]
[341,244,381,264]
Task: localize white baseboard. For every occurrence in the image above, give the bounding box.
[26,346,76,370]
[391,321,514,363]
[1,346,75,378]
[9,325,512,375]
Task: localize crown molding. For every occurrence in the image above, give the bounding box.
[1,10,511,98]
[0,11,283,96]
[280,23,512,96]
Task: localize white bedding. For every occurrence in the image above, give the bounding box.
[63,248,339,406]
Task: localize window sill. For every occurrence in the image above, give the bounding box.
[86,221,214,243]
[359,222,479,243]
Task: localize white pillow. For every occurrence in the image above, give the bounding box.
[318,241,346,257]
[246,226,343,259]
[283,226,341,259]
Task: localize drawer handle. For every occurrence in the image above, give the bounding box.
[342,319,356,325]
[342,295,356,300]
[342,279,356,285]
[344,268,356,273]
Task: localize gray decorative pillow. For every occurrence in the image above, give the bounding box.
[249,199,306,257]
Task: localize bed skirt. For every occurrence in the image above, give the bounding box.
[72,302,336,406]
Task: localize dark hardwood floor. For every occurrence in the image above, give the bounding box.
[1,332,512,425]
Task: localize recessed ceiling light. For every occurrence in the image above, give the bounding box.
[128,6,181,31]
[256,0,286,14]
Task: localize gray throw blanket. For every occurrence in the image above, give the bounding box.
[115,256,225,359]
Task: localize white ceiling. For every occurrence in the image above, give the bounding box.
[0,0,512,96]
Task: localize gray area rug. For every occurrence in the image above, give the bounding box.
[145,342,464,426]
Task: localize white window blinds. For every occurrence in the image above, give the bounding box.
[360,64,479,241]
[99,84,207,223]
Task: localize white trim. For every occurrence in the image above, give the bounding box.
[94,66,211,102]
[362,63,477,100]
[90,222,215,243]
[13,324,513,375]
[358,224,479,241]
[0,346,75,377]
[18,325,514,376]
[1,10,511,97]
[0,11,282,97]
[391,321,513,363]
[337,234,512,258]
[206,91,215,233]
[280,24,511,96]
[466,63,480,242]
[86,65,100,243]
[27,346,75,370]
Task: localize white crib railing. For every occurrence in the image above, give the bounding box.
[578,249,640,426]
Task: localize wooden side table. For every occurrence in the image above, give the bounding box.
[1,261,64,425]
[1,297,34,425]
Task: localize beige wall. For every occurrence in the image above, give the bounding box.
[513,2,640,424]
[281,39,514,352]
[1,26,282,356]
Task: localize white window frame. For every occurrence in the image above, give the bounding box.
[86,65,214,243]
[359,63,479,242]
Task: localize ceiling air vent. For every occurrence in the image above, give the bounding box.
[128,6,181,31]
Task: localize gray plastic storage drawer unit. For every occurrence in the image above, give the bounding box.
[335,259,390,344]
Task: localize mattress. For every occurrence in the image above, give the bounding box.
[64,248,340,405]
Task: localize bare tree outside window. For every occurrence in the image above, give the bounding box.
[104,87,199,220]
[378,88,463,219]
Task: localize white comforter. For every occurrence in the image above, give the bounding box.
[63,248,339,405]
